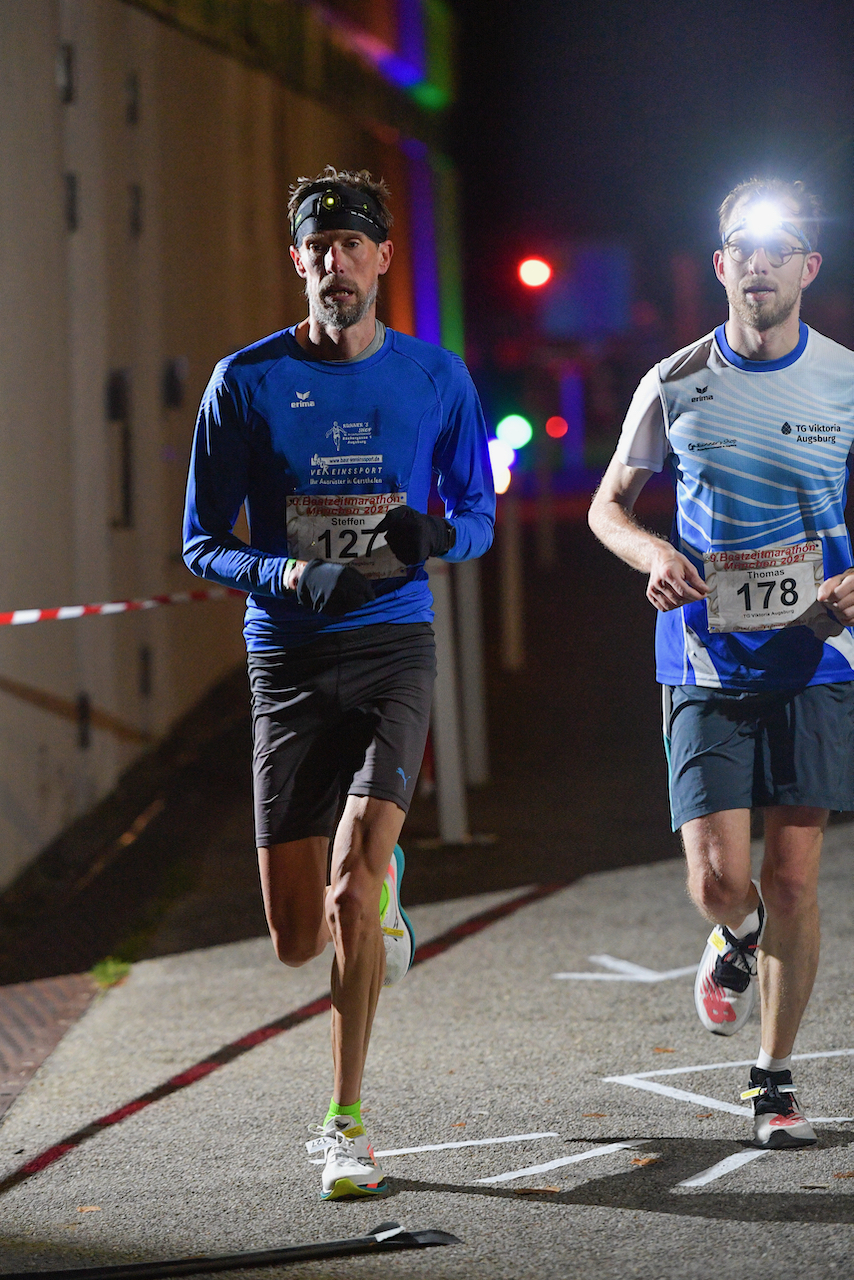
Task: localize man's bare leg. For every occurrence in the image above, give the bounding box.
[258,836,331,965]
[682,804,825,1051]
[757,806,825,1059]
[682,808,760,927]
[327,795,405,1105]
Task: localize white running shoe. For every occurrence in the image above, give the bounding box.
[694,880,766,1035]
[741,1068,817,1149]
[306,1116,388,1200]
[380,844,415,987]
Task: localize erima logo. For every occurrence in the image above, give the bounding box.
[291,390,315,408]
[691,385,713,403]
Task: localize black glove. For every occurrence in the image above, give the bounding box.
[296,559,375,616]
[375,505,456,565]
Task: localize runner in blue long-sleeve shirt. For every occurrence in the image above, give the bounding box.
[183,166,494,1200]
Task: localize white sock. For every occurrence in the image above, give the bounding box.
[756,1050,792,1073]
[731,907,761,939]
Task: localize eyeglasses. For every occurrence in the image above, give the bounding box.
[723,238,809,268]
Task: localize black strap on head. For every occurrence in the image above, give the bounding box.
[291,184,389,246]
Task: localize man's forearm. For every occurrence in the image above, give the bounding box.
[588,493,672,574]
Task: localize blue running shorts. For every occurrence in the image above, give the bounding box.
[663,681,854,831]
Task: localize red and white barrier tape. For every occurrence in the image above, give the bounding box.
[0,586,245,627]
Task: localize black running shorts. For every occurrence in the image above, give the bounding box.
[248,623,435,847]
[663,680,854,831]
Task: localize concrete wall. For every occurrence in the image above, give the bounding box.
[0,0,431,890]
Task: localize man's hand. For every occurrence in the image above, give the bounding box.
[646,545,708,612]
[295,559,375,616]
[375,505,455,565]
[817,567,854,625]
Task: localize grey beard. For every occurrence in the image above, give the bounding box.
[310,281,378,329]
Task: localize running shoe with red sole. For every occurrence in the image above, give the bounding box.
[741,1067,817,1148]
[693,881,766,1035]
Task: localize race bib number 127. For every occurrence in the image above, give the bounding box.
[286,492,407,581]
[704,542,824,633]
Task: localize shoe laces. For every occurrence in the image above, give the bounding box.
[741,1071,800,1117]
[714,929,758,992]
[306,1120,355,1156]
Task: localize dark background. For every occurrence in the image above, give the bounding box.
[452,0,854,359]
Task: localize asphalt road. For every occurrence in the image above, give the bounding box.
[0,836,852,1279]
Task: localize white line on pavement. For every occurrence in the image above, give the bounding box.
[607,1047,854,1081]
[676,1149,770,1187]
[376,1131,559,1158]
[604,1075,751,1117]
[553,954,697,982]
[477,1141,637,1184]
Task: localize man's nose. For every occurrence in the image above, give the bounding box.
[746,246,771,271]
[324,244,345,272]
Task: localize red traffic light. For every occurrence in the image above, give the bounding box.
[518,257,552,288]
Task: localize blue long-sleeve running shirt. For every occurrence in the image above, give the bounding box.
[183,325,495,650]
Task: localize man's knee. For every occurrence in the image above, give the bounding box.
[760,864,817,919]
[686,863,752,917]
[269,924,324,967]
[327,873,379,939]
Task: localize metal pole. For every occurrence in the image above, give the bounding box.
[453,559,489,785]
[500,494,524,670]
[535,442,557,570]
[428,559,469,843]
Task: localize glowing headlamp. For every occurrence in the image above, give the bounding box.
[722,201,812,253]
[291,184,388,246]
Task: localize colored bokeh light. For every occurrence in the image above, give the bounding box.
[518,257,552,288]
[492,465,512,495]
[545,415,569,438]
[496,414,533,449]
[488,438,516,470]
[488,438,515,494]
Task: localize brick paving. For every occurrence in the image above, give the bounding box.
[0,974,97,1120]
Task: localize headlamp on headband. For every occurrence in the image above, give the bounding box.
[722,200,812,253]
[291,184,389,246]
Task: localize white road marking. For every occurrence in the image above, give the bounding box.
[604,1074,751,1117]
[477,1141,637,1184]
[553,954,697,982]
[676,1149,770,1187]
[376,1131,559,1158]
[605,1048,854,1123]
[612,1048,854,1080]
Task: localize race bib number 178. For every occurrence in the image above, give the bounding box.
[704,542,824,633]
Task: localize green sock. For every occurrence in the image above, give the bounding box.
[324,1098,362,1128]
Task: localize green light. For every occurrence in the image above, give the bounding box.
[496,414,533,449]
[409,82,450,112]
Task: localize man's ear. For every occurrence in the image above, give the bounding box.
[290,243,307,278]
[712,249,727,286]
[800,251,822,291]
[377,240,394,276]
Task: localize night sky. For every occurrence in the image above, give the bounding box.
[453,0,854,347]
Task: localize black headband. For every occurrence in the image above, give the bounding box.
[291,184,389,245]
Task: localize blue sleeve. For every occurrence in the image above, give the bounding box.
[434,356,496,561]
[182,362,290,596]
